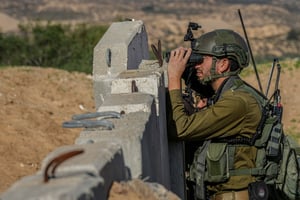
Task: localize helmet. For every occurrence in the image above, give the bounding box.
[193,29,249,68]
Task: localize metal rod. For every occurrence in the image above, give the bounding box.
[62,119,115,130]
[275,62,281,92]
[265,58,278,97]
[238,9,263,93]
[44,149,84,183]
[72,111,121,120]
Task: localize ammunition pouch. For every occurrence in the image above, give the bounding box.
[205,143,230,182]
[188,140,211,200]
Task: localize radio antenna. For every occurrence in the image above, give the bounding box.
[238,9,263,93]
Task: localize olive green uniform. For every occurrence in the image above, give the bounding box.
[169,76,262,193]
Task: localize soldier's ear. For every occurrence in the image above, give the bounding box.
[217,58,230,73]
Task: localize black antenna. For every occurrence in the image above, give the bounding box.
[238,9,263,94]
[273,61,282,120]
[265,58,278,97]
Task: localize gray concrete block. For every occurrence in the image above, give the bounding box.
[138,60,169,87]
[110,67,165,115]
[74,110,168,187]
[91,91,170,189]
[93,20,149,76]
[92,20,149,109]
[93,77,115,109]
[111,68,163,96]
[75,112,152,179]
[115,62,170,189]
[38,142,127,196]
[97,92,155,114]
[1,174,104,200]
[93,63,166,111]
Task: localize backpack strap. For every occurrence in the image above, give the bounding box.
[228,145,235,170]
[229,167,266,176]
[229,78,271,146]
[226,145,269,177]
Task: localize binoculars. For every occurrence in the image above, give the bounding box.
[165,51,204,67]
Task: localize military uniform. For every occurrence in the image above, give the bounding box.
[166,28,265,199]
[169,76,262,196]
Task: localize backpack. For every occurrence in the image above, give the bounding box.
[239,80,300,199]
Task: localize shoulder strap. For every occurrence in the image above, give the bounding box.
[231,78,268,108]
[229,78,271,145]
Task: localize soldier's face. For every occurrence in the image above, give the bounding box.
[194,55,213,81]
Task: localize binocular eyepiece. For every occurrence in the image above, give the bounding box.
[165,51,204,67]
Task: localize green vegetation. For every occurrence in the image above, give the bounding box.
[1,21,299,76]
[0,22,108,74]
[295,59,300,69]
[240,58,300,78]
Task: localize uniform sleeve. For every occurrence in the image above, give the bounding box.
[169,89,250,141]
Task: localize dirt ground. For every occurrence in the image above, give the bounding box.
[1,62,300,197]
[0,67,95,193]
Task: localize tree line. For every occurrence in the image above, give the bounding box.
[0,22,108,74]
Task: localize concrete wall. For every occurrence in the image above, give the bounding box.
[93,20,149,109]
[1,20,185,200]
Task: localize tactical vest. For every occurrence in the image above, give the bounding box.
[188,78,300,200]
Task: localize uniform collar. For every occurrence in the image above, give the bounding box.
[212,76,241,103]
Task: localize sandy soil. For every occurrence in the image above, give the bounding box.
[0,67,95,192]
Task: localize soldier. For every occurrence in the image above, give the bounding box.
[167,29,263,200]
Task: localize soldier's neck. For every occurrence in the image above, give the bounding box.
[211,77,227,92]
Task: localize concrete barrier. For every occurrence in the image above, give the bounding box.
[1,20,185,200]
[1,142,125,200]
[93,20,149,109]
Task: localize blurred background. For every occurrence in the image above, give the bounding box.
[0,0,299,71]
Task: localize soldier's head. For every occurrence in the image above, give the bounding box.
[192,29,249,85]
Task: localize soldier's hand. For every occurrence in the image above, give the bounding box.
[167,47,192,90]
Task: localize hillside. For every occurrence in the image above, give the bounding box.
[0,0,299,59]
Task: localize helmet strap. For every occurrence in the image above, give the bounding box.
[200,56,241,84]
